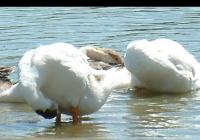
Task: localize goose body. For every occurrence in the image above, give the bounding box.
[0,66,15,91]
[80,46,123,70]
[124,38,200,93]
[0,42,131,123]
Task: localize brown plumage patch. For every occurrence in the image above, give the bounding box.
[0,66,16,91]
[92,46,123,65]
[80,45,124,70]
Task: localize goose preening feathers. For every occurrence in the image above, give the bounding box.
[124,38,200,93]
[80,45,123,70]
[0,42,131,123]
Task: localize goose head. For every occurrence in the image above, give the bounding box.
[35,104,58,119]
[17,42,126,123]
[0,42,131,123]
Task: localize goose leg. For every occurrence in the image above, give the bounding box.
[56,112,61,123]
[71,106,79,123]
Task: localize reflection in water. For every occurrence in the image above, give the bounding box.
[0,103,108,139]
[0,103,36,124]
[32,91,131,139]
[123,90,200,138]
[0,103,46,138]
[1,7,200,139]
[35,121,107,139]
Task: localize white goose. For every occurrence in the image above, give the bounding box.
[124,38,200,93]
[0,42,130,123]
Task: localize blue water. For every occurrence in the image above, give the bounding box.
[0,7,200,139]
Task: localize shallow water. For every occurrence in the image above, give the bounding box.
[1,7,200,139]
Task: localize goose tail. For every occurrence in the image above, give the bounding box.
[0,65,25,103]
[100,66,131,91]
[0,82,25,103]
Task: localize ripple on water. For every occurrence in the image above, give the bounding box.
[1,7,200,139]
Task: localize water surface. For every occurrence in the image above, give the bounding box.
[0,7,200,140]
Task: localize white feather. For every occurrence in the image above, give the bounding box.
[0,42,131,119]
[124,38,200,93]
